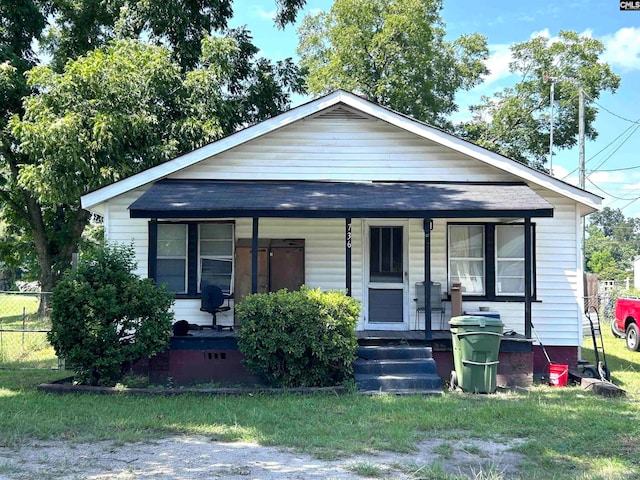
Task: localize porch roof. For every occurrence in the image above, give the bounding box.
[129,179,554,219]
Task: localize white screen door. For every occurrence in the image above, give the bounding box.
[366,223,407,329]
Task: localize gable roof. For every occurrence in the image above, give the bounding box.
[81,90,602,213]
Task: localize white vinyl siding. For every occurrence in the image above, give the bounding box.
[103,188,150,277]
[168,118,515,183]
[101,113,584,345]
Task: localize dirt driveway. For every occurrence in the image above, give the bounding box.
[0,435,525,479]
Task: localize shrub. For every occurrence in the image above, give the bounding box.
[236,287,360,387]
[48,244,174,386]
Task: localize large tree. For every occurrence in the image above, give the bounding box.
[0,0,307,292]
[297,0,488,128]
[457,31,620,170]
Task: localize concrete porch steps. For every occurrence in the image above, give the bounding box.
[355,345,442,395]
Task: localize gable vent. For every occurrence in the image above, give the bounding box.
[312,105,373,121]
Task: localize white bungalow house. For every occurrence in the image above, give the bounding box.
[81,90,601,386]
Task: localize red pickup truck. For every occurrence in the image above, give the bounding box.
[614,298,640,351]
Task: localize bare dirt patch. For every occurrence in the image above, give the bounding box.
[0,435,525,479]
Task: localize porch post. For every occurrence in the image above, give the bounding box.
[346,218,352,296]
[251,217,259,294]
[524,217,532,338]
[424,218,432,340]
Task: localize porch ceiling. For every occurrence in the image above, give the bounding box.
[128,179,554,219]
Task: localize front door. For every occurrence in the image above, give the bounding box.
[365,223,408,330]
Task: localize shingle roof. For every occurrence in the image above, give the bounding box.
[128,179,554,219]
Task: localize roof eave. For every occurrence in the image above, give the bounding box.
[129,208,555,220]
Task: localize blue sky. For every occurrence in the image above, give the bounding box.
[229,0,640,217]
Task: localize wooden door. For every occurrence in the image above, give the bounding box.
[270,240,305,292]
[234,241,269,305]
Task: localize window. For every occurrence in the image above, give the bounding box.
[156,224,187,293]
[447,223,535,300]
[199,224,234,294]
[151,221,234,297]
[448,225,485,295]
[369,226,403,283]
[496,225,525,295]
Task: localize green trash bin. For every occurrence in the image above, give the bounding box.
[449,315,503,393]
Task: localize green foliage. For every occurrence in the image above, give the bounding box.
[587,248,617,278]
[236,288,360,387]
[47,244,174,386]
[585,207,640,280]
[457,31,620,170]
[297,0,488,129]
[14,40,187,205]
[0,1,307,294]
[42,0,307,72]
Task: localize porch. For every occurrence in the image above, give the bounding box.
[131,179,554,340]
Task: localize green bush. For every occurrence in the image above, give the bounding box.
[48,244,174,386]
[236,287,360,387]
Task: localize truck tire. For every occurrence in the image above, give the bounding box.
[626,323,640,351]
[611,319,624,338]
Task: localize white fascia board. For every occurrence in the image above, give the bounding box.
[81,92,346,210]
[337,93,602,213]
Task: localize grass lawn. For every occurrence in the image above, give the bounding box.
[0,293,56,369]
[0,327,639,479]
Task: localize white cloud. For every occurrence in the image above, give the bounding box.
[529,28,551,39]
[587,170,632,185]
[250,6,276,21]
[481,28,564,87]
[483,44,513,85]
[622,182,640,193]
[552,165,579,186]
[602,27,640,71]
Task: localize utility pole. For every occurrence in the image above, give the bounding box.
[544,73,557,176]
[578,88,585,189]
[578,88,587,309]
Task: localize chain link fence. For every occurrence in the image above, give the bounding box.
[0,291,62,369]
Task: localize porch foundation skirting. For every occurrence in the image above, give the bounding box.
[133,331,567,388]
[532,345,579,378]
[134,335,260,387]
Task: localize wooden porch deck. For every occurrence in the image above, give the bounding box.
[174,328,450,341]
[356,330,450,342]
[172,327,531,352]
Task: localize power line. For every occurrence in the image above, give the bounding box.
[583,91,640,125]
[560,94,640,180]
[588,122,640,174]
[586,178,640,201]
[619,196,640,213]
[594,164,640,173]
[562,119,640,179]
